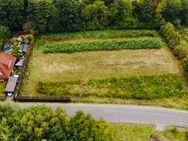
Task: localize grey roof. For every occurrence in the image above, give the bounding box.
[15,58,25,66]
[5,76,19,92]
[19,44,29,52]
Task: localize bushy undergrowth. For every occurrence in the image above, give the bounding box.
[43,38,161,53]
[160,22,181,48]
[36,74,185,100]
[40,30,157,41]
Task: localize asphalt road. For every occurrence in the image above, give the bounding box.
[11,102,188,130]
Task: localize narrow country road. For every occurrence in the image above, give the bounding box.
[4,102,188,129]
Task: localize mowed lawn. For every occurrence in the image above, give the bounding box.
[21,30,188,109]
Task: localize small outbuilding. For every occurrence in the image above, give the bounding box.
[19,44,29,53]
[15,58,25,67]
[5,76,19,96]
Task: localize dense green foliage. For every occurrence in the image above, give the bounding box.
[43,38,160,53]
[36,74,185,100]
[0,105,111,141]
[160,22,181,48]
[0,0,25,30]
[0,25,10,49]
[0,0,186,33]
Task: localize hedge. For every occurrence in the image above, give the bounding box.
[36,74,185,100]
[13,96,71,102]
[43,38,161,53]
[159,22,181,48]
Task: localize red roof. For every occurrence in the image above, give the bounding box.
[0,53,16,80]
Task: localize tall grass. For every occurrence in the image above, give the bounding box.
[39,30,157,41]
[43,38,161,53]
[36,74,185,100]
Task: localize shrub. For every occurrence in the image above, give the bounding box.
[43,38,161,53]
[0,25,10,39]
[159,22,181,48]
[36,74,185,100]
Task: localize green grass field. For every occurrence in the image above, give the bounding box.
[21,30,188,109]
[111,124,188,141]
[0,83,6,101]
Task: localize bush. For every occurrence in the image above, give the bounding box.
[0,25,10,39]
[43,38,161,53]
[160,22,181,48]
[36,74,185,100]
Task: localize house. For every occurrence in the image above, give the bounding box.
[0,53,16,81]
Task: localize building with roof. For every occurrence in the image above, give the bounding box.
[0,53,16,81]
[5,76,19,96]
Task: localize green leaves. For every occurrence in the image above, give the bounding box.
[42,38,161,53]
[0,106,110,141]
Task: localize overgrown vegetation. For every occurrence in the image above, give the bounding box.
[39,29,157,41]
[36,74,185,100]
[0,105,111,141]
[43,38,161,53]
[160,22,181,48]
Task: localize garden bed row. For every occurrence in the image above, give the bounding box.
[43,38,161,53]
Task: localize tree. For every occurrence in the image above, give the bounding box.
[181,0,188,25]
[0,105,111,141]
[52,0,82,32]
[81,0,110,30]
[0,0,25,30]
[162,0,182,26]
[134,0,154,22]
[27,0,58,33]
[109,0,134,28]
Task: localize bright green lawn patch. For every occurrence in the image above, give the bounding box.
[0,83,6,101]
[36,74,185,100]
[111,124,188,141]
[40,30,157,41]
[43,38,161,53]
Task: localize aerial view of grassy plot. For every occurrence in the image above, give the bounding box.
[21,30,188,109]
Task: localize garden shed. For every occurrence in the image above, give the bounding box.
[5,76,19,96]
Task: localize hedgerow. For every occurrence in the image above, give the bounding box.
[159,22,181,48]
[36,74,185,100]
[43,38,161,53]
[39,30,157,41]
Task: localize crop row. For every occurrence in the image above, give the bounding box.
[36,74,185,100]
[43,38,161,53]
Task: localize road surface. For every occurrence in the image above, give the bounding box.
[5,102,188,130]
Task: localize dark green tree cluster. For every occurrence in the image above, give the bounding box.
[0,105,111,141]
[0,0,187,33]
